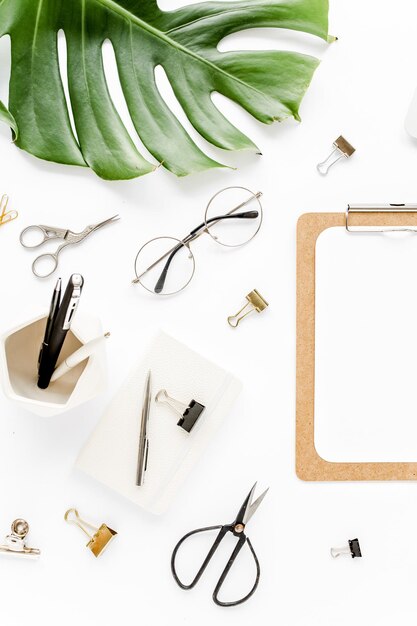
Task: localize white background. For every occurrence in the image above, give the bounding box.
[2,1,417,624]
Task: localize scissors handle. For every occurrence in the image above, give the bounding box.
[20,225,68,249]
[31,250,61,278]
[172,525,226,590]
[213,535,260,607]
[171,524,260,607]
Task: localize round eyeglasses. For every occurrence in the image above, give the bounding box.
[132,186,263,296]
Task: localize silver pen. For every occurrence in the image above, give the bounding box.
[136,370,152,486]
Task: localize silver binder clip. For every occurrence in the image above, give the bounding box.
[317,135,356,175]
[331,538,362,559]
[155,389,205,433]
[0,519,40,558]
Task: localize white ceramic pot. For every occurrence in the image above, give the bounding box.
[0,313,107,416]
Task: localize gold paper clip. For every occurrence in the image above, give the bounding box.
[64,509,117,558]
[0,194,18,226]
[317,135,356,175]
[0,519,40,558]
[228,289,269,328]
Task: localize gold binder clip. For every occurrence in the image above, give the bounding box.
[228,289,269,328]
[0,194,18,226]
[317,135,356,175]
[64,509,117,558]
[0,519,40,558]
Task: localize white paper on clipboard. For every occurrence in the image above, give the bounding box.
[315,226,417,462]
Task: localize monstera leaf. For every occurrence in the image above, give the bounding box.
[0,0,331,180]
[0,100,17,138]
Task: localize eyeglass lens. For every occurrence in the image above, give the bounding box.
[134,237,195,295]
[204,187,262,247]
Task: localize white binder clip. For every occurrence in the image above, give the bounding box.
[0,519,40,558]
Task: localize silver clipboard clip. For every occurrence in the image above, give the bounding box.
[346,204,417,233]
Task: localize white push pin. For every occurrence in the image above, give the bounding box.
[331,538,362,559]
[317,135,356,175]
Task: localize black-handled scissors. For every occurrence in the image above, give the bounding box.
[171,483,268,607]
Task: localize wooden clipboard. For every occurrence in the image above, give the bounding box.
[296,209,417,481]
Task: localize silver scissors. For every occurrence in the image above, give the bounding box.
[20,215,120,278]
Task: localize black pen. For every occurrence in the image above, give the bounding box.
[38,278,62,372]
[38,274,84,389]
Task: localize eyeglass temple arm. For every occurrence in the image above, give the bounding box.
[188,211,258,237]
[154,242,183,294]
[154,211,258,294]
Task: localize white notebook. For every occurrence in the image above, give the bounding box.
[76,332,241,514]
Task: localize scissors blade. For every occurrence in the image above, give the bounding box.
[235,483,269,527]
[73,215,120,242]
[90,214,120,232]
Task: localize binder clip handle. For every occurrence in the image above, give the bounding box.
[228,289,268,328]
[64,508,98,540]
[317,148,344,175]
[155,389,187,418]
[317,136,355,176]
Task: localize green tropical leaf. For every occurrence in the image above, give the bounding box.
[0,100,17,138]
[0,0,331,180]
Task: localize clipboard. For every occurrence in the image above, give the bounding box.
[296,205,417,481]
